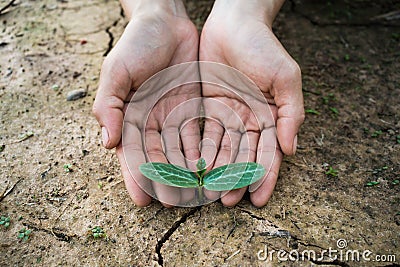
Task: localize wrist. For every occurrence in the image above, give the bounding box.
[120,0,188,21]
[212,0,285,28]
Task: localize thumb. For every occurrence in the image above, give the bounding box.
[273,64,305,156]
[93,58,132,149]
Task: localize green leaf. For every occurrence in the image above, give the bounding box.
[325,166,338,177]
[329,107,339,114]
[203,162,265,191]
[371,130,382,137]
[139,163,199,188]
[366,181,380,187]
[196,158,206,171]
[305,109,320,115]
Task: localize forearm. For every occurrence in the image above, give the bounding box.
[212,0,285,27]
[120,0,187,21]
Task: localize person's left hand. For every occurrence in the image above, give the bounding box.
[199,0,305,207]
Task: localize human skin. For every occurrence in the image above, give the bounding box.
[93,0,304,207]
[93,0,201,207]
[199,0,304,207]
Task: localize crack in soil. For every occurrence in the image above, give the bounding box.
[238,207,351,266]
[237,207,267,221]
[103,6,124,57]
[23,222,75,243]
[103,21,118,57]
[155,206,202,266]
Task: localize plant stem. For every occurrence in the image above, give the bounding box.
[197,187,204,205]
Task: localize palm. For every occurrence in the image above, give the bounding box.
[95,14,201,207]
[199,16,303,207]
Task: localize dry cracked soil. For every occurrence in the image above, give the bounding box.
[0,0,399,266]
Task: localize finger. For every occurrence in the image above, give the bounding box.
[200,118,223,169]
[162,125,196,205]
[200,120,224,201]
[221,131,259,207]
[180,188,196,205]
[250,149,283,207]
[179,118,200,204]
[162,126,186,166]
[181,118,201,171]
[117,123,152,207]
[93,58,132,149]
[145,128,181,207]
[249,127,276,193]
[160,95,201,170]
[204,130,241,201]
[214,129,241,167]
[273,63,305,155]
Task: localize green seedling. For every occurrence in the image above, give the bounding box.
[305,109,320,115]
[17,228,32,241]
[396,135,400,144]
[0,144,4,152]
[322,93,335,105]
[90,226,106,239]
[325,166,338,177]
[63,164,72,173]
[97,182,103,189]
[371,130,383,137]
[366,181,380,187]
[372,166,389,174]
[392,180,399,185]
[329,107,339,115]
[139,158,265,194]
[0,216,10,228]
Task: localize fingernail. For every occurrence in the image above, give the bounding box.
[292,135,298,155]
[102,127,109,147]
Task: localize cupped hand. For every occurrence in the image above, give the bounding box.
[199,2,305,207]
[93,5,201,207]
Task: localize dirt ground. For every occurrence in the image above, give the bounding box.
[0,0,399,266]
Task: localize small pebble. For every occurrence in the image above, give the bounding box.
[66,89,87,101]
[6,68,13,77]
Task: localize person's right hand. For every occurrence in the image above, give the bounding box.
[93,1,201,207]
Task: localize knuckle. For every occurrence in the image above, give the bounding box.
[283,60,301,82]
[299,111,306,123]
[92,102,101,118]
